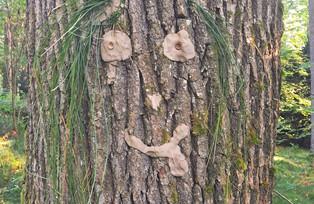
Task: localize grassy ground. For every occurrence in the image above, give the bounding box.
[0,136,25,204]
[273,146,314,204]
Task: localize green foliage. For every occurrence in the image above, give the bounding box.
[281,0,308,62]
[0,91,26,204]
[273,146,314,203]
[0,91,27,135]
[278,0,310,143]
[0,0,27,91]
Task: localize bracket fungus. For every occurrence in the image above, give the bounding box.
[124,124,190,177]
[101,30,132,62]
[163,30,195,62]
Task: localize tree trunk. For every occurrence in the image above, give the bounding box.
[4,5,17,130]
[2,21,10,91]
[24,0,283,203]
[2,8,12,92]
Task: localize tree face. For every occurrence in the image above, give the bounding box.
[24,0,283,203]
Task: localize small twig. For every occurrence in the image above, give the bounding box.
[274,190,294,204]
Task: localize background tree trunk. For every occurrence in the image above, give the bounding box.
[24,0,283,203]
[2,21,10,91]
[4,3,17,130]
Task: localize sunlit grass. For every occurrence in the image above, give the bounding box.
[0,136,25,204]
[273,146,314,204]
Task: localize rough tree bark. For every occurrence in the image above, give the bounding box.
[24,0,283,203]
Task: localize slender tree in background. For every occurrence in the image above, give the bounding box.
[310,0,314,152]
[1,10,10,91]
[24,0,283,203]
[3,2,16,130]
[1,0,27,131]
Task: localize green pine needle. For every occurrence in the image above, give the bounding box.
[42,0,124,202]
[188,1,245,166]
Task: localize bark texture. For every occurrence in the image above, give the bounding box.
[24,0,283,203]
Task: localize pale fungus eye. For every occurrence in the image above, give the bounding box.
[101,30,132,62]
[163,30,195,62]
[107,41,114,50]
[175,42,182,50]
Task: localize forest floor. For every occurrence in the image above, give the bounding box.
[273,146,314,204]
[0,136,24,204]
[0,134,313,203]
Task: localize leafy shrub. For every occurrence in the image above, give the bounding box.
[0,91,27,135]
[277,0,310,144]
